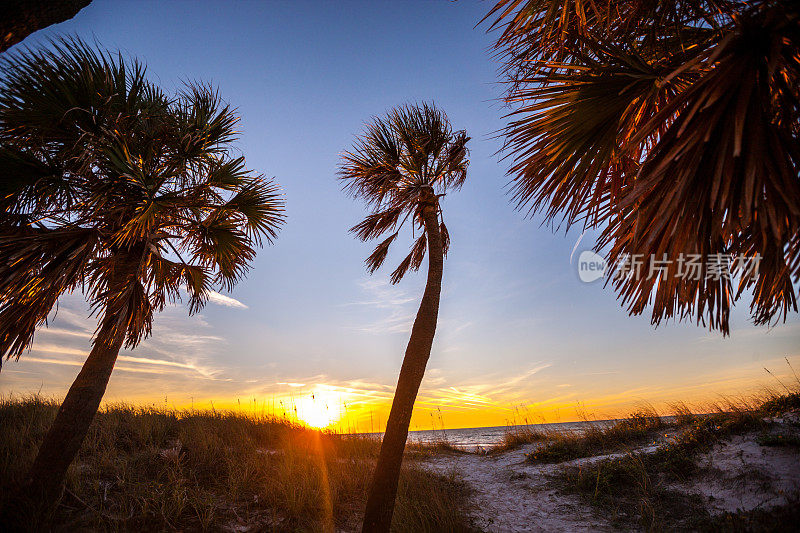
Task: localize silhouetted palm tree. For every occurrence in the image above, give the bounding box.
[339,103,469,532]
[0,38,284,509]
[1,0,92,53]
[485,0,799,333]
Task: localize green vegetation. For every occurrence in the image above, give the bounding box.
[760,391,800,415]
[0,396,475,532]
[491,427,548,453]
[756,433,800,448]
[702,504,800,532]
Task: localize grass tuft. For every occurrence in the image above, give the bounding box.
[525,406,665,464]
[760,391,800,415]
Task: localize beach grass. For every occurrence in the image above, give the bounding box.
[0,396,475,532]
[491,404,667,457]
[523,405,666,464]
[3,383,798,531]
[551,389,800,530]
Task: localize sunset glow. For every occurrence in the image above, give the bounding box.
[294,389,343,429]
[1,0,798,435]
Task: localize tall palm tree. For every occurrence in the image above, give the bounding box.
[339,103,469,532]
[484,0,799,333]
[0,38,284,510]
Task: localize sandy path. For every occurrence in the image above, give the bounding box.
[421,444,625,532]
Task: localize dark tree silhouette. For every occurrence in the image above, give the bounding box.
[1,0,92,53]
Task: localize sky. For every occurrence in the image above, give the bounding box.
[2,0,799,432]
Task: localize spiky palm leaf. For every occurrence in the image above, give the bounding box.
[487,0,800,334]
[0,37,284,365]
[339,103,469,283]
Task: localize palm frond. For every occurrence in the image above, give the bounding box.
[366,233,398,274]
[409,233,427,272]
[503,41,691,227]
[340,102,469,281]
[0,228,99,361]
[390,251,413,285]
[350,206,405,241]
[488,0,800,333]
[440,220,450,258]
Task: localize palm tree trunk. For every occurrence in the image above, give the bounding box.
[361,198,444,532]
[25,316,126,509]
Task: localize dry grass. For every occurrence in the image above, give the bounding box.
[490,403,668,458]
[525,406,666,464]
[553,389,800,530]
[406,439,470,458]
[491,427,548,453]
[0,396,475,532]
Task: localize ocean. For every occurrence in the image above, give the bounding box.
[405,420,614,451]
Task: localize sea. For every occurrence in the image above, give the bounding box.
[405,419,617,451]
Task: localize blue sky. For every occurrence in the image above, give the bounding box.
[2,0,798,430]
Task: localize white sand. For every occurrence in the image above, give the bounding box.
[671,433,800,514]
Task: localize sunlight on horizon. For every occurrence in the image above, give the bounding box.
[88,359,800,434]
[294,388,344,429]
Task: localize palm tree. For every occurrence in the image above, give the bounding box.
[0,38,284,510]
[1,0,92,53]
[339,103,469,532]
[484,0,799,333]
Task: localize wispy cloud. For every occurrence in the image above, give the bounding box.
[118,355,212,372]
[21,347,222,378]
[31,344,87,356]
[205,290,248,309]
[346,279,418,308]
[3,294,231,393]
[37,327,93,339]
[442,362,553,400]
[251,362,556,417]
[18,355,215,377]
[344,279,417,334]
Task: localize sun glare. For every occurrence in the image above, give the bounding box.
[294,391,341,429]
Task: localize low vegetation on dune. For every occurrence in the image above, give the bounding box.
[414,388,799,532]
[523,407,666,464]
[550,391,800,530]
[2,391,798,532]
[490,404,668,457]
[0,397,474,532]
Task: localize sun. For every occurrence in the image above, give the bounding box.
[295,392,340,429]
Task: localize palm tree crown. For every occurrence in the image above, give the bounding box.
[485,0,799,334]
[339,102,469,283]
[0,38,284,363]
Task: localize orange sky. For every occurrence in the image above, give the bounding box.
[5,329,796,432]
[175,356,799,432]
